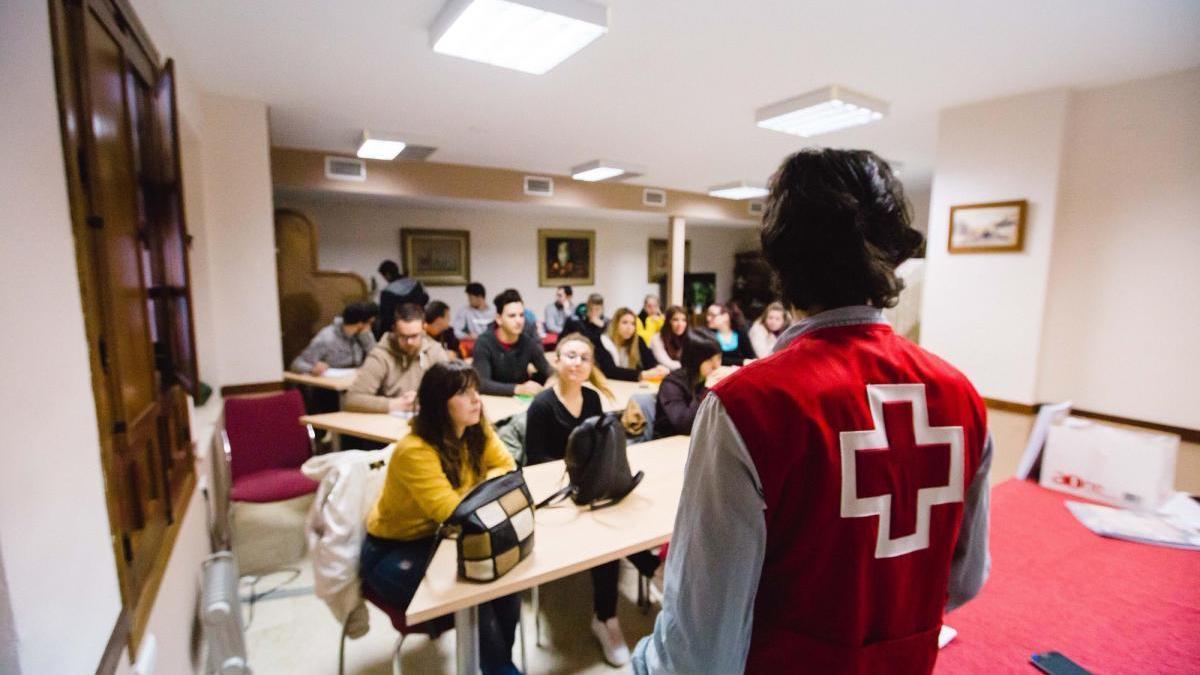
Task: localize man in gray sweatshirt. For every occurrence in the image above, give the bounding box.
[289,303,376,375]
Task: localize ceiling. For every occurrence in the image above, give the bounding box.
[138,0,1200,194]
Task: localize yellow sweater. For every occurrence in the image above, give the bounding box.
[637,314,665,347]
[367,426,517,541]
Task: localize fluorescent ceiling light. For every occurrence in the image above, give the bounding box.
[571,159,643,182]
[756,85,888,138]
[356,132,406,160]
[708,181,769,200]
[430,0,608,75]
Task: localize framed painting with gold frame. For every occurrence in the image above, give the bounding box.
[947,200,1027,254]
[538,229,595,286]
[400,228,471,285]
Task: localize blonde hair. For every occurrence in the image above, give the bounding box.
[555,333,614,401]
[755,301,793,330]
[606,307,642,370]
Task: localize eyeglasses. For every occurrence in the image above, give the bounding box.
[559,352,592,364]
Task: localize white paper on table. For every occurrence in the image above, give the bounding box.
[1158,491,1200,530]
[1065,500,1200,551]
[1014,400,1072,479]
[389,410,415,420]
[938,625,958,649]
[322,367,356,378]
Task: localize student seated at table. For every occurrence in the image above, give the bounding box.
[453,282,496,339]
[345,303,449,413]
[361,361,522,675]
[290,301,376,375]
[648,305,689,371]
[375,260,429,340]
[748,301,793,358]
[706,302,756,366]
[472,289,552,396]
[597,307,669,383]
[561,292,607,340]
[635,294,664,346]
[424,300,460,359]
[521,334,660,667]
[543,285,576,335]
[652,330,725,439]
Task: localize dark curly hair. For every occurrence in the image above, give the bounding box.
[760,148,924,312]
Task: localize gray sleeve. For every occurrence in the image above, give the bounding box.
[632,395,766,675]
[946,431,993,612]
[452,307,470,339]
[290,330,328,373]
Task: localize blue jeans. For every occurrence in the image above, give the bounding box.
[360,534,521,674]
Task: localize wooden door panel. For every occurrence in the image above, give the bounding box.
[84,11,157,426]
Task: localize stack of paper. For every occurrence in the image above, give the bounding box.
[1065,492,1200,551]
[323,367,356,378]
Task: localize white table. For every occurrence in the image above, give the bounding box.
[405,435,689,674]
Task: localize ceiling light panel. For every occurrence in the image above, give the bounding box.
[356,132,406,160]
[756,85,888,138]
[708,181,769,200]
[430,0,608,75]
[570,159,643,182]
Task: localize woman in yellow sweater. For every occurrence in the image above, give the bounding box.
[361,361,522,675]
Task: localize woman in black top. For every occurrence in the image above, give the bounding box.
[653,330,724,439]
[596,307,669,383]
[705,303,757,366]
[522,334,659,667]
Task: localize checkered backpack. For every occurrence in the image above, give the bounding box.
[442,471,535,583]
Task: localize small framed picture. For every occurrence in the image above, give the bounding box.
[538,229,595,286]
[947,200,1027,254]
[400,228,471,285]
[647,238,692,283]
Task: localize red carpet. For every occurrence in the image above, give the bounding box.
[935,480,1200,674]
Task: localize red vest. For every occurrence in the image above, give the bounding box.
[713,323,987,675]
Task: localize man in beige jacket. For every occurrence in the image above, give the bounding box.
[345,303,449,413]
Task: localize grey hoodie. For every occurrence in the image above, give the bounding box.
[289,317,377,373]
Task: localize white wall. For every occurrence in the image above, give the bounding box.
[273,193,759,318]
[197,95,284,383]
[0,1,125,672]
[921,89,1070,405]
[1037,68,1200,429]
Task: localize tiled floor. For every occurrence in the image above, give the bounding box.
[241,407,1199,674]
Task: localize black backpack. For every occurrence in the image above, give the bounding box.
[537,412,644,510]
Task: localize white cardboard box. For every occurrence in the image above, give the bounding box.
[1040,417,1179,510]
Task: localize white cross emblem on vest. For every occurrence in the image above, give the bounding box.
[839,384,965,559]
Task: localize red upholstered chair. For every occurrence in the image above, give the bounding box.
[223,390,319,504]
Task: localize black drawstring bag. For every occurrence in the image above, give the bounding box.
[537,412,644,510]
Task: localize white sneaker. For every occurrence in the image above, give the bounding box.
[591,616,630,667]
[648,565,665,606]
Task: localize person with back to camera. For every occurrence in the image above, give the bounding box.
[648,305,690,371]
[652,330,727,439]
[633,148,992,675]
[375,260,430,340]
[360,361,523,675]
[598,307,670,383]
[522,333,661,667]
[748,301,793,358]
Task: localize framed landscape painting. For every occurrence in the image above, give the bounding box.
[947,200,1027,254]
[538,229,595,286]
[400,228,470,285]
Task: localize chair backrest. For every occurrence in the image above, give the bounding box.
[224,390,311,481]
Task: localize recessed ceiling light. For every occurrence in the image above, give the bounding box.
[756,85,888,138]
[708,181,769,200]
[356,132,406,160]
[430,0,608,75]
[570,159,644,182]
